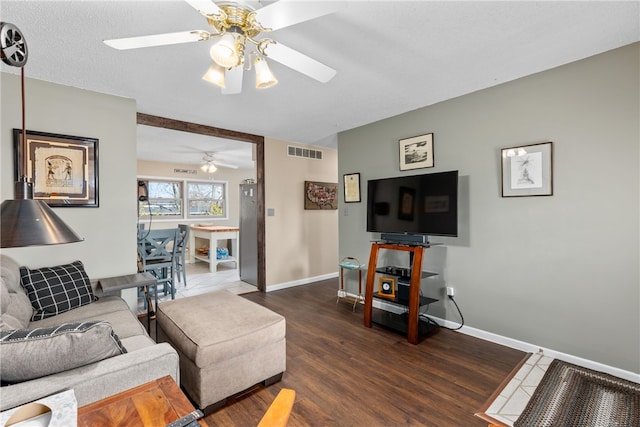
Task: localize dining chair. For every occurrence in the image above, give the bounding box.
[174,224,190,286]
[137,228,179,300]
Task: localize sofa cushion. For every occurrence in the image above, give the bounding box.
[0,255,23,294]
[20,261,96,321]
[0,277,8,313]
[0,321,127,384]
[0,313,24,330]
[30,295,147,340]
[0,277,33,330]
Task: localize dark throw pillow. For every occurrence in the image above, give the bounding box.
[19,261,96,321]
[0,321,127,384]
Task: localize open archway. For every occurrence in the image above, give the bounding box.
[137,113,266,292]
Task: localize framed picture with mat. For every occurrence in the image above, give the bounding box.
[377,277,396,299]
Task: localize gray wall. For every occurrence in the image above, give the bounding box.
[337,43,639,373]
[1,73,138,281]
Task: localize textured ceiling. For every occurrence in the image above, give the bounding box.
[1,1,638,168]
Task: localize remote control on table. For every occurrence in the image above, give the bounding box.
[164,409,204,427]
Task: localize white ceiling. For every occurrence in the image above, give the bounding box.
[1,1,638,168]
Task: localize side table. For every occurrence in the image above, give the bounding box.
[99,272,158,333]
[337,257,364,311]
[78,376,205,427]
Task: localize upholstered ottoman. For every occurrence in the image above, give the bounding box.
[156,290,286,412]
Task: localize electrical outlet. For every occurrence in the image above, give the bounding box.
[446,287,455,297]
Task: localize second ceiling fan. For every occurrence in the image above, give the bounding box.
[104,0,345,94]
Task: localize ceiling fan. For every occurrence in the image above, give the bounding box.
[104,0,345,94]
[201,152,240,173]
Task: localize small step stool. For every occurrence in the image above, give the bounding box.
[337,257,364,311]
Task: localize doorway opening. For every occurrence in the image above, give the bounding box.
[137,113,266,292]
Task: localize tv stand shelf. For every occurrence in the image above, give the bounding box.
[374,268,438,281]
[364,242,438,344]
[371,309,439,337]
[372,293,438,307]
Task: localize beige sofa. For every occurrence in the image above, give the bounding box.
[0,254,179,411]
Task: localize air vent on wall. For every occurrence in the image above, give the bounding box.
[288,145,323,160]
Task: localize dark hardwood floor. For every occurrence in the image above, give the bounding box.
[200,279,526,427]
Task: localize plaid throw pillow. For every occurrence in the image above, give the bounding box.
[0,321,127,383]
[19,261,96,321]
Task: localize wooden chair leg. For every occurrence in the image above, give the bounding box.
[257,389,296,427]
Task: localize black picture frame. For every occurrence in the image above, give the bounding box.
[14,129,99,207]
[343,172,361,203]
[501,141,553,197]
[399,133,434,171]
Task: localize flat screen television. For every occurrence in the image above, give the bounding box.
[366,170,458,237]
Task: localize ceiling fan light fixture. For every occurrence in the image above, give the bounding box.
[202,62,226,88]
[210,32,241,68]
[254,56,277,89]
[201,162,217,174]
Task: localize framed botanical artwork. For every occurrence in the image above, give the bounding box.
[343,172,361,203]
[304,181,338,210]
[13,129,99,207]
[399,133,434,171]
[377,277,396,299]
[501,142,553,197]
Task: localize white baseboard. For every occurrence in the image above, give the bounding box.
[427,315,640,384]
[266,272,339,292]
[337,290,640,383]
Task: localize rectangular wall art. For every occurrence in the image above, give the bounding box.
[14,129,99,207]
[304,181,338,210]
[399,133,434,171]
[501,141,553,197]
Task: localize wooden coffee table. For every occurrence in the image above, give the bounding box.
[78,376,205,427]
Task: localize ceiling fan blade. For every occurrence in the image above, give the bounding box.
[213,162,239,169]
[104,30,209,50]
[264,42,336,83]
[184,0,223,17]
[222,66,243,95]
[256,0,347,31]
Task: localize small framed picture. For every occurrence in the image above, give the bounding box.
[343,173,361,203]
[399,133,434,171]
[501,142,553,197]
[378,277,396,299]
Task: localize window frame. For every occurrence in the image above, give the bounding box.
[186,181,227,219]
[137,176,228,222]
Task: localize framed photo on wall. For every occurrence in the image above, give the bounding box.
[343,172,361,203]
[14,129,99,207]
[501,141,553,197]
[399,133,434,171]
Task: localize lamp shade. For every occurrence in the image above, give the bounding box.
[210,33,240,68]
[1,199,83,248]
[254,57,277,89]
[202,62,226,88]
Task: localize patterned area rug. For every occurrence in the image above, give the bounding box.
[514,359,640,427]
